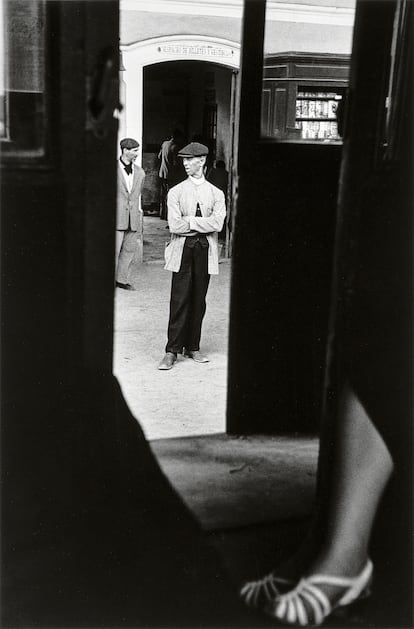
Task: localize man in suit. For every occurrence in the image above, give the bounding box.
[116,137,146,290]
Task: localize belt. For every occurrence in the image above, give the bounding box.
[185,234,209,248]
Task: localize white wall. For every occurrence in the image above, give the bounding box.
[120,0,356,56]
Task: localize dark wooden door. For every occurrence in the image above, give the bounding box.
[1,5,254,627]
[1,0,121,623]
[227,0,343,434]
[1,0,120,378]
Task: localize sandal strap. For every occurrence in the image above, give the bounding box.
[303,582,331,612]
[308,574,358,587]
[272,579,332,626]
[240,573,293,607]
[307,559,373,603]
[302,583,331,623]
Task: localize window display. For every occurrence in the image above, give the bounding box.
[295,91,343,140]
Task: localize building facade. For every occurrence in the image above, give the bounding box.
[119,0,355,231]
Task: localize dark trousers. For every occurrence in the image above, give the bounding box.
[166,242,210,354]
[159,179,169,220]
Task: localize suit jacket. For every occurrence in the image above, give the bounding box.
[158,139,186,185]
[117,163,146,231]
[158,139,175,179]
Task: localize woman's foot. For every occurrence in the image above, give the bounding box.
[264,559,373,627]
[240,542,317,609]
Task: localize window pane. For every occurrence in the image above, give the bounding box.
[295,90,343,140]
[1,0,46,156]
[261,0,356,142]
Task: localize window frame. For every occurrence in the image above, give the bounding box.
[1,0,55,167]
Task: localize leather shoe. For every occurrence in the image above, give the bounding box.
[183,349,209,363]
[116,281,135,291]
[158,352,177,370]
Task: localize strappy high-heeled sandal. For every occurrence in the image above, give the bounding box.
[240,572,294,608]
[265,559,373,626]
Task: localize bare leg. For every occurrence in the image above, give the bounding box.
[261,385,392,579]
[309,384,393,580]
[241,385,394,615]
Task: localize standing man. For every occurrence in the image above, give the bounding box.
[158,142,226,370]
[158,128,185,219]
[116,137,146,290]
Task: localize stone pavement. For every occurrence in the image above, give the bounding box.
[113,215,230,440]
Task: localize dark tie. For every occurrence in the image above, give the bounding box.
[120,158,133,175]
[185,202,208,248]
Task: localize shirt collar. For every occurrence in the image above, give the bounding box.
[120,158,133,174]
[189,175,205,186]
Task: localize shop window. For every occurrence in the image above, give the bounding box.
[295,89,343,141]
[260,0,354,142]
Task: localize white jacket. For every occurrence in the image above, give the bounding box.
[164,178,226,275]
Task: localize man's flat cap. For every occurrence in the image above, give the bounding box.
[178,142,209,157]
[120,137,139,150]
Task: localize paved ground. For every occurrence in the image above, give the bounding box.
[151,433,318,530]
[113,215,230,440]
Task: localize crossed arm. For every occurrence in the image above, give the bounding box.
[167,188,226,235]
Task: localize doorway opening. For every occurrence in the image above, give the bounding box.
[113,59,235,440]
[141,60,235,264]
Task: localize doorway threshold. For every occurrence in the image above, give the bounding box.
[150,432,318,531]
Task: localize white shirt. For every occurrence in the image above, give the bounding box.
[189,174,206,187]
[119,161,134,193]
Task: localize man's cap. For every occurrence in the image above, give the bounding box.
[120,137,139,150]
[178,142,209,157]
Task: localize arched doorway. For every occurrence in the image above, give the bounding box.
[114,38,239,438]
[141,59,234,261]
[120,35,240,145]
[119,36,239,263]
